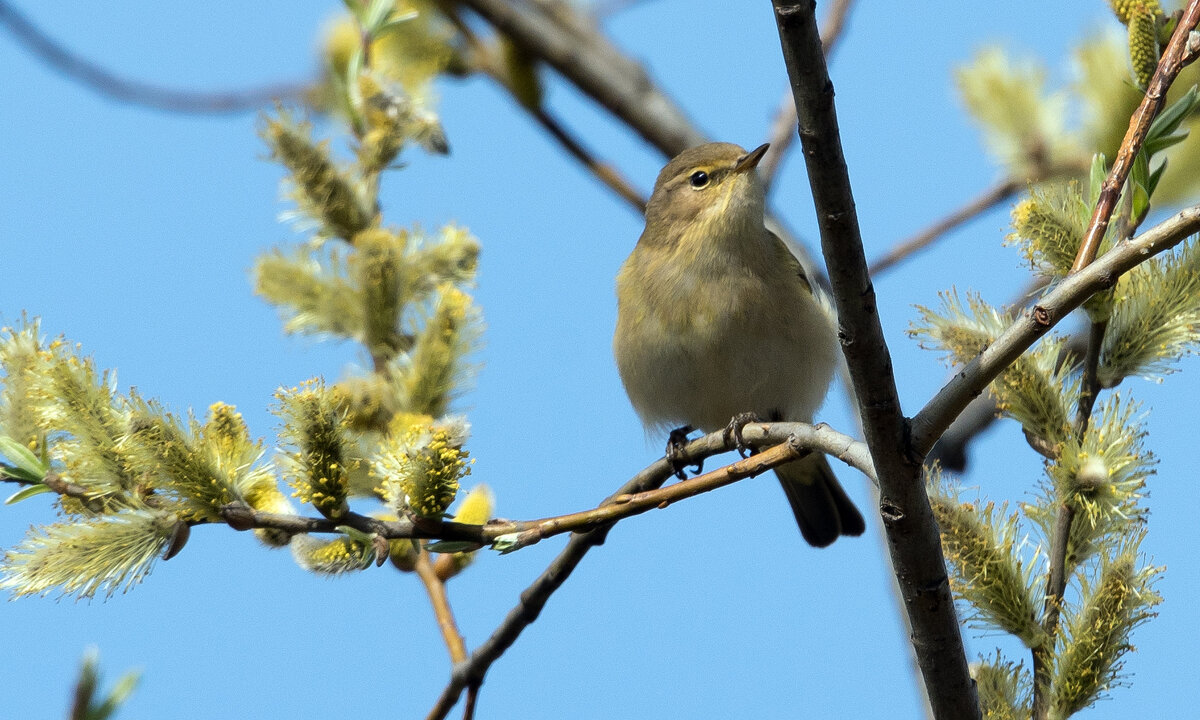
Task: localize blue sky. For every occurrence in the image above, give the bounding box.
[1,1,1196,718]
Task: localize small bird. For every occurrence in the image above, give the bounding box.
[613,142,865,547]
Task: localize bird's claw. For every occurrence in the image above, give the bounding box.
[666,425,701,480]
[723,412,762,458]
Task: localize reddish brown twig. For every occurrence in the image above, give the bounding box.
[415,551,469,664]
[1070,1,1200,273]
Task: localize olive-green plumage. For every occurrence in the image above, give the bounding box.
[613,142,864,547]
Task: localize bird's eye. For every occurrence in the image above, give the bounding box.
[689,171,710,188]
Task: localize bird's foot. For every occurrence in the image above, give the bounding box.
[666,425,701,480]
[723,412,762,458]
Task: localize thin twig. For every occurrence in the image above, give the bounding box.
[1070,1,1200,273]
[460,685,479,720]
[869,155,1090,277]
[869,178,1023,276]
[759,0,855,187]
[456,0,705,155]
[415,550,469,664]
[1030,316,1107,719]
[912,203,1200,455]
[1030,499,1075,720]
[220,422,871,548]
[422,447,689,720]
[491,438,806,551]
[1074,320,1108,431]
[444,5,648,212]
[0,1,309,113]
[770,4,979,718]
[528,104,647,212]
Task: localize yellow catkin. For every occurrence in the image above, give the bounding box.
[1109,0,1161,24]
[1128,3,1160,89]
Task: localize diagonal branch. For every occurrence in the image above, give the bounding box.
[0,1,309,113]
[218,422,872,547]
[1070,1,1200,272]
[528,104,647,212]
[493,435,804,551]
[443,5,648,212]
[869,155,1091,277]
[770,2,979,719]
[869,178,1023,276]
[912,202,1200,454]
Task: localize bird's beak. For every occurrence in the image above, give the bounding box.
[733,143,770,174]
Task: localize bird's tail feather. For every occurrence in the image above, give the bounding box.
[776,453,865,547]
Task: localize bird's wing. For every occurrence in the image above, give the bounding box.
[767,228,815,294]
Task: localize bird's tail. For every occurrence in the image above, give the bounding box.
[776,453,866,547]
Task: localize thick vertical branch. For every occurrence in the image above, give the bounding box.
[769,3,979,719]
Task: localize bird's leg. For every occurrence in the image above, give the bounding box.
[723,411,762,458]
[666,425,700,480]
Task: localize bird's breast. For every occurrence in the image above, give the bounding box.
[614,249,837,431]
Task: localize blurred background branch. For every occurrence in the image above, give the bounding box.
[0,0,309,113]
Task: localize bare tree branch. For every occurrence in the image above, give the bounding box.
[759,0,854,187]
[869,178,1023,276]
[217,422,872,548]
[1070,1,1200,272]
[0,1,309,113]
[869,153,1095,277]
[770,3,980,718]
[414,551,470,664]
[528,104,647,211]
[456,0,705,155]
[444,5,649,212]
[489,436,805,551]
